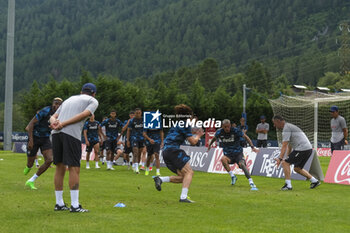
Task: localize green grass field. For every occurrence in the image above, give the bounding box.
[0,151,349,233]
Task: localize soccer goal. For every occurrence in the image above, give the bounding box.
[269,91,350,149]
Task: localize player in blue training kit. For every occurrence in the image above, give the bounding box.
[143,127,164,176]
[118,111,135,168]
[83,114,103,169]
[127,108,145,174]
[208,119,259,190]
[153,104,204,203]
[101,110,123,170]
[24,97,63,189]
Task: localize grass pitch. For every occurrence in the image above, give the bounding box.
[0,151,349,233]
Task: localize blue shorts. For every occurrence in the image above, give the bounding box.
[162,148,190,174]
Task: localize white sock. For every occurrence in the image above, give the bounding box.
[160,176,170,182]
[28,174,39,182]
[156,168,160,173]
[248,178,253,184]
[86,161,90,166]
[229,171,235,177]
[55,190,64,206]
[95,161,99,167]
[135,163,139,171]
[35,159,39,166]
[285,179,292,188]
[310,176,318,183]
[70,190,79,208]
[113,160,116,163]
[180,188,188,200]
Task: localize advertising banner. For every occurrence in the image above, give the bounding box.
[316,148,332,157]
[251,148,315,180]
[207,147,257,175]
[324,151,350,185]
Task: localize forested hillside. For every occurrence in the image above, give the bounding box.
[0,0,349,100]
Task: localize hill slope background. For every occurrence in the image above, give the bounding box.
[0,0,349,100]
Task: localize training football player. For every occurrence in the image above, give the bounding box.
[272,115,321,190]
[24,97,63,189]
[83,114,103,169]
[208,119,259,191]
[119,111,134,168]
[99,116,108,164]
[143,126,164,176]
[101,110,123,170]
[127,108,145,174]
[153,104,204,203]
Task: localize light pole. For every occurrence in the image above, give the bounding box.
[4,0,15,151]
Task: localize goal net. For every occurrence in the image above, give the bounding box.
[269,92,350,148]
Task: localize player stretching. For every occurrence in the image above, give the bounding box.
[208,119,259,191]
[272,115,321,190]
[143,126,164,176]
[24,97,62,189]
[101,110,123,170]
[83,114,103,169]
[127,108,145,174]
[153,104,204,203]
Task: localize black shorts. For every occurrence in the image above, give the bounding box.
[123,144,132,154]
[146,143,160,156]
[101,141,106,150]
[331,139,345,153]
[132,140,145,148]
[257,140,267,148]
[162,148,190,174]
[27,136,52,157]
[86,140,99,153]
[285,149,312,168]
[105,139,118,152]
[52,133,82,167]
[224,152,245,165]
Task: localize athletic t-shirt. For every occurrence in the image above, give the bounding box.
[128,118,144,142]
[34,106,55,137]
[144,128,162,145]
[215,127,243,154]
[282,123,312,151]
[256,123,269,140]
[331,116,347,143]
[101,118,123,140]
[163,126,193,150]
[83,120,100,142]
[52,94,98,141]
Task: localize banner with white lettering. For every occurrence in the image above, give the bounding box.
[160,146,257,174]
[251,148,314,180]
[324,151,350,185]
[13,142,28,153]
[180,146,213,172]
[206,147,257,175]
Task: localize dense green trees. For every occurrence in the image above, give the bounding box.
[19,59,292,138]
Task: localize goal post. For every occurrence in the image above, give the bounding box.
[269,92,350,149]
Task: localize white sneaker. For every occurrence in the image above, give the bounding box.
[95,164,100,169]
[109,167,115,170]
[86,166,90,169]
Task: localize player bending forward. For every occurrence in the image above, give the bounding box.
[272,115,321,190]
[208,119,259,191]
[153,104,204,203]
